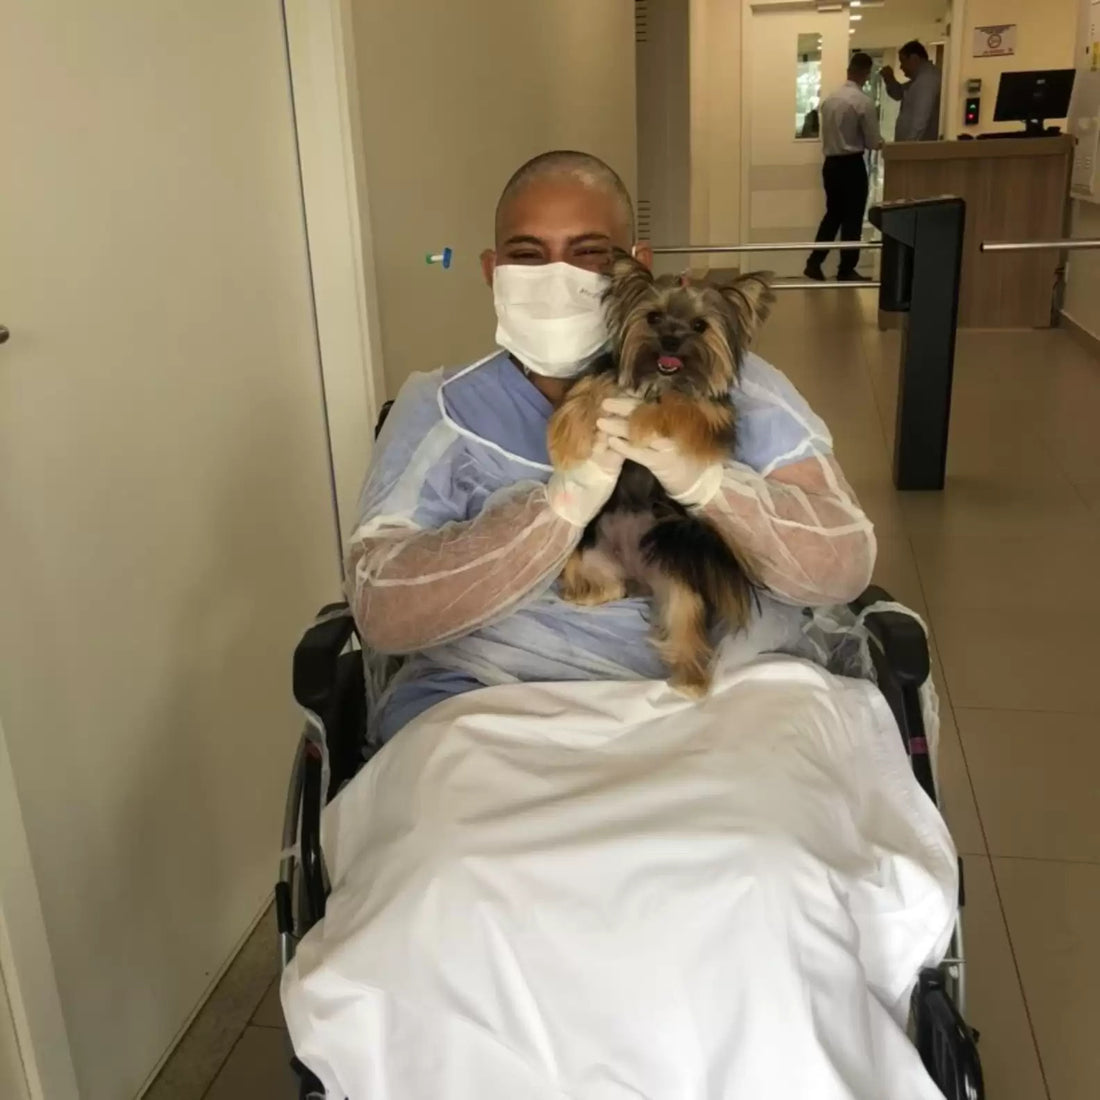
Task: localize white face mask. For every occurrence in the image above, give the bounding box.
[492,262,610,379]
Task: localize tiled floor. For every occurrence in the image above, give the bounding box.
[759,291,1100,1100]
[144,907,297,1099]
[150,290,1100,1098]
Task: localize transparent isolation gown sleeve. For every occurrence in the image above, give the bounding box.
[701,450,876,607]
[346,483,580,655]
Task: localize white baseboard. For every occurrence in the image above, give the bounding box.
[1060,311,1100,359]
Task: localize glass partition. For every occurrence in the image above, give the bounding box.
[795,33,823,139]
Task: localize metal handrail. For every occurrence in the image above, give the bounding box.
[651,240,882,254]
[981,238,1100,253]
[773,280,881,290]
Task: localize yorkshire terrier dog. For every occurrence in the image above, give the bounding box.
[547,253,774,696]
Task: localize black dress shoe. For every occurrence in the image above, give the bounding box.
[803,263,825,281]
[837,270,872,282]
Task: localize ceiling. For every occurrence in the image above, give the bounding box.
[848,0,951,47]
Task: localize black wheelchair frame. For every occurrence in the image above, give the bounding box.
[276,408,984,1100]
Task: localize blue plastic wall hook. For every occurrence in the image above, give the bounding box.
[425,247,453,270]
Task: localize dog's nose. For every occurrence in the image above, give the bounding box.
[659,334,681,352]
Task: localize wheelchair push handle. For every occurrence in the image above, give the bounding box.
[292,603,359,717]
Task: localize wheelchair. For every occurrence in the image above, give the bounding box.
[276,409,984,1100]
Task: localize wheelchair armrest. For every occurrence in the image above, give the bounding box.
[292,602,360,717]
[851,585,937,802]
[850,585,930,688]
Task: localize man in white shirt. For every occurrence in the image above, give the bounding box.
[881,40,942,142]
[805,52,882,282]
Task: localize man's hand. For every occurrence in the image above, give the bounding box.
[880,64,895,82]
[597,397,724,508]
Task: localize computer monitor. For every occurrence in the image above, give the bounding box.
[993,70,1076,135]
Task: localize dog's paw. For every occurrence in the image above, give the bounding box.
[547,407,597,469]
[626,398,670,446]
[629,394,730,463]
[563,582,626,607]
[561,551,626,606]
[547,375,619,469]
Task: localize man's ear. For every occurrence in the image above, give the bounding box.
[480,248,495,289]
[632,242,654,271]
[608,247,653,288]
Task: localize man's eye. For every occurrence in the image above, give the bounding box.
[508,251,542,262]
[576,247,610,257]
[692,318,709,333]
[646,311,663,326]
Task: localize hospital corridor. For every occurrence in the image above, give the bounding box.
[3,1,1100,1100]
[148,297,1100,1100]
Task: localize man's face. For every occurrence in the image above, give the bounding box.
[480,177,650,286]
[899,52,920,79]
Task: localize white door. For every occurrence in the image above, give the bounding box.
[741,4,850,275]
[0,3,342,1097]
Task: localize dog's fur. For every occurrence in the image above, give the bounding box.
[547,253,773,696]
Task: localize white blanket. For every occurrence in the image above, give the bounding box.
[283,651,956,1100]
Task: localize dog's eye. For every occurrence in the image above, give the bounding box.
[645,311,663,327]
[691,318,709,334]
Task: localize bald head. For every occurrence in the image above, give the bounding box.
[481,149,650,291]
[494,151,635,243]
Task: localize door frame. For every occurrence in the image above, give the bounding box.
[282,0,387,545]
[0,938,32,1100]
[943,0,967,138]
[0,717,79,1100]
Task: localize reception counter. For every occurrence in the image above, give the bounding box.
[882,135,1074,328]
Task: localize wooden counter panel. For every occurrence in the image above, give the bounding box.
[883,140,1072,328]
[885,135,1073,161]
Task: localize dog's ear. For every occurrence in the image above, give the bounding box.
[603,248,656,340]
[715,272,774,344]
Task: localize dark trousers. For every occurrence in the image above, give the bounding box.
[808,153,868,274]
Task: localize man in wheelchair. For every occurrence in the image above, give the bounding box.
[281,152,981,1099]
[347,150,876,741]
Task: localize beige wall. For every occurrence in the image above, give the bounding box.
[1064,201,1100,339]
[350,0,636,396]
[954,0,1079,132]
[694,0,742,256]
[635,0,739,276]
[688,0,711,266]
[637,0,691,275]
[851,22,946,52]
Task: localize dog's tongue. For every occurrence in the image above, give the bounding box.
[658,355,683,371]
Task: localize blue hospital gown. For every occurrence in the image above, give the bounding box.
[357,351,834,740]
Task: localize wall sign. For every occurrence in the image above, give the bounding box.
[972,24,1016,58]
[1091,0,1099,72]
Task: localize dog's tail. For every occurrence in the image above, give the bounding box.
[641,515,757,631]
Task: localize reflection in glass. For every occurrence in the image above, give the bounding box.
[796,33,822,139]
